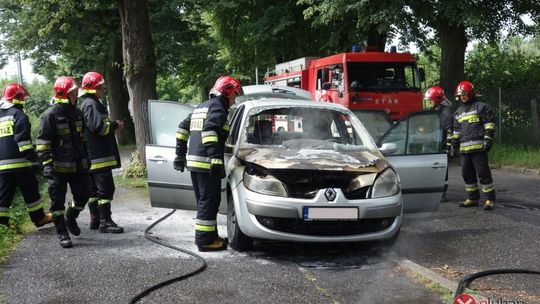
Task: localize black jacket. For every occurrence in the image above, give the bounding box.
[452,98,495,153]
[79,94,120,172]
[0,102,38,174]
[176,95,230,173]
[36,102,89,174]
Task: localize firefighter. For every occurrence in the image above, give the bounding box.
[452,81,496,210]
[0,83,52,228]
[79,72,124,233]
[174,76,243,252]
[424,86,453,201]
[37,76,90,248]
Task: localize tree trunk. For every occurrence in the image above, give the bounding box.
[118,0,157,164]
[106,32,135,146]
[438,17,467,102]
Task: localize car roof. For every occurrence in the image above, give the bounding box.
[237,85,312,102]
[238,98,349,113]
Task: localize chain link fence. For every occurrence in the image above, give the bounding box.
[480,87,540,147]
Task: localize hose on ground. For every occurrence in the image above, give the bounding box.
[129,209,207,303]
[455,268,540,298]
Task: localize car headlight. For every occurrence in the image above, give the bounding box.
[371,168,400,198]
[243,171,288,197]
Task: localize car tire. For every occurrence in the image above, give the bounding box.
[227,193,253,251]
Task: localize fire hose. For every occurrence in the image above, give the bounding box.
[455,268,540,299]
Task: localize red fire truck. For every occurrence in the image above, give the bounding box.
[264,47,425,121]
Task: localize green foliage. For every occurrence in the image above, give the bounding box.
[489,143,540,171]
[122,151,147,179]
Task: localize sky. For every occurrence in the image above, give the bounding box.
[0,57,44,83]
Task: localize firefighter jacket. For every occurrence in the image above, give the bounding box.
[433,105,454,152]
[79,94,121,172]
[452,98,495,154]
[175,95,230,173]
[0,101,38,174]
[36,102,89,173]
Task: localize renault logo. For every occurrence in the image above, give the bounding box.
[324,188,337,201]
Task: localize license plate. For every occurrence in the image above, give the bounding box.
[303,207,358,221]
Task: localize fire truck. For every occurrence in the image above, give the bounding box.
[264,47,425,121]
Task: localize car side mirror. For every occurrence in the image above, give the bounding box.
[379,142,397,155]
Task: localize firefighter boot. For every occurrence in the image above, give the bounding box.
[53,217,72,249]
[483,200,495,211]
[198,237,228,252]
[459,199,479,207]
[98,203,124,234]
[35,212,53,228]
[88,202,100,230]
[65,206,81,236]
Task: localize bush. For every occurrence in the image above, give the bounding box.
[122,151,147,178]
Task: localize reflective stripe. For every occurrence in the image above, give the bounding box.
[195,224,216,232]
[201,135,218,144]
[223,124,230,131]
[69,201,84,211]
[176,128,190,135]
[187,155,211,163]
[0,158,31,171]
[466,186,478,192]
[201,131,217,137]
[90,156,118,170]
[482,187,495,193]
[26,199,43,211]
[88,197,99,204]
[484,136,492,140]
[19,144,33,152]
[54,98,70,104]
[100,117,111,135]
[187,160,211,169]
[36,144,51,151]
[196,219,217,225]
[43,159,53,165]
[176,132,189,141]
[460,140,484,152]
[98,199,112,205]
[51,210,65,217]
[456,110,480,123]
[54,161,77,173]
[83,89,96,94]
[36,139,52,145]
[484,122,495,130]
[0,211,9,217]
[13,99,25,105]
[210,158,223,165]
[17,140,32,147]
[0,115,14,123]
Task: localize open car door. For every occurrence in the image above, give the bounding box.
[379,111,447,212]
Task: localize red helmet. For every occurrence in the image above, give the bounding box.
[455,80,475,98]
[424,86,447,107]
[82,71,105,91]
[53,76,79,100]
[2,83,29,103]
[210,76,243,98]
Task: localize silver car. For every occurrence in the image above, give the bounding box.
[146,86,447,251]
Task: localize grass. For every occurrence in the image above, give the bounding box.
[488,143,540,172]
[114,175,148,188]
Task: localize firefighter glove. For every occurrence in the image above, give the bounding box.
[173,156,186,172]
[484,140,492,152]
[43,165,56,180]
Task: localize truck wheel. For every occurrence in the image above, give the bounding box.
[227,194,253,251]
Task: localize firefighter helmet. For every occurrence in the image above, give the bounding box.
[53,76,79,99]
[82,71,105,90]
[424,86,449,107]
[455,80,475,98]
[2,83,29,103]
[210,76,243,98]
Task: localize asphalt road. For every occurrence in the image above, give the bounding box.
[0,161,539,304]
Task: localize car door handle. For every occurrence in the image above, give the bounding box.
[148,157,167,162]
[431,162,445,168]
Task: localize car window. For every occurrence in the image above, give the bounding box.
[352,110,392,143]
[380,111,443,155]
[239,106,378,153]
[149,101,193,147]
[227,105,245,145]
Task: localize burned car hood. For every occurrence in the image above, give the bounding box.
[236,146,389,173]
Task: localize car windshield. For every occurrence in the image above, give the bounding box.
[239,106,379,153]
[347,62,421,92]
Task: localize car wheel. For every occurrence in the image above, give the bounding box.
[227,193,253,251]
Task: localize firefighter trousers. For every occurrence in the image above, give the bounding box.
[460,151,495,201]
[89,170,115,205]
[191,171,221,246]
[48,172,89,218]
[0,171,46,226]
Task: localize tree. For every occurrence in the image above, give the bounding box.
[118,0,157,162]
